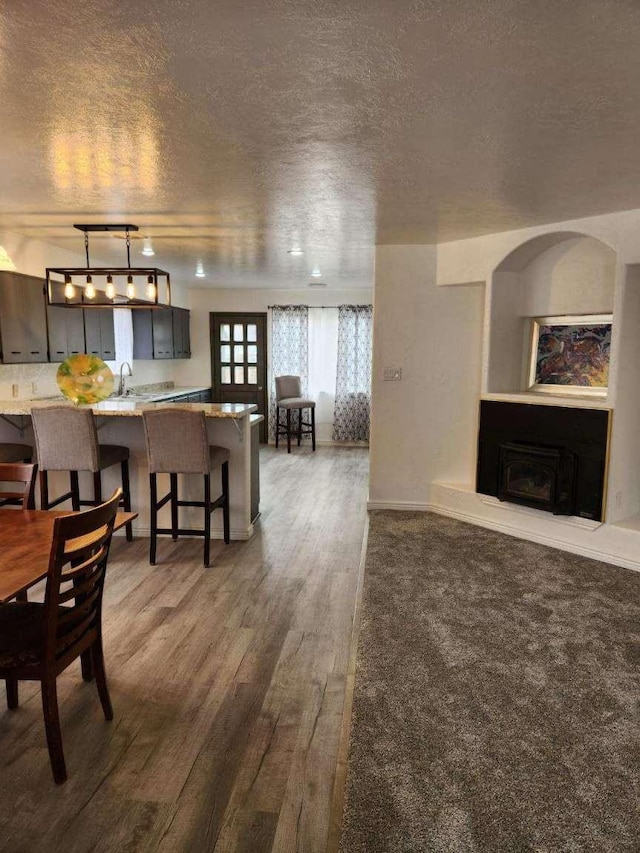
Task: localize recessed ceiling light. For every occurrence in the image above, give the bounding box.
[195,261,205,278]
[141,237,155,257]
[288,248,304,256]
[311,267,322,277]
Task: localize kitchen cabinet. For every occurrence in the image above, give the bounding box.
[84,308,116,361]
[46,282,85,362]
[0,271,49,363]
[172,307,191,358]
[132,307,191,359]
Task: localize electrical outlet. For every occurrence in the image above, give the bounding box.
[383,367,402,381]
[615,491,623,509]
[31,381,38,395]
[11,384,18,398]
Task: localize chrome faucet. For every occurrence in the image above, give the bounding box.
[117,361,133,396]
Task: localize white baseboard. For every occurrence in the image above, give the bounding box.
[366,494,640,573]
[366,499,431,512]
[114,524,254,541]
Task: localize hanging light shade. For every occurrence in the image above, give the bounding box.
[46,224,171,309]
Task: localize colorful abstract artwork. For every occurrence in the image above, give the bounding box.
[528,314,612,396]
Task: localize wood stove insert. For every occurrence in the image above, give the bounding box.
[477,401,610,521]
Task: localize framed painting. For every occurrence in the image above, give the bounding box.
[527,314,612,397]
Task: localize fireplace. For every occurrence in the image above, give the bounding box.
[477,401,609,521]
[498,442,576,515]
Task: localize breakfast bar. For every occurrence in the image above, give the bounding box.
[0,397,261,541]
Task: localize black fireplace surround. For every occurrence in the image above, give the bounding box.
[477,401,609,521]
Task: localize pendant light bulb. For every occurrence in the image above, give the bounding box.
[85,274,96,300]
[63,275,75,300]
[126,274,136,299]
[141,237,155,257]
[105,274,116,300]
[146,274,156,299]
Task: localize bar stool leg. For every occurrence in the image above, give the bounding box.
[275,406,280,448]
[70,471,80,511]
[222,460,230,544]
[298,408,302,446]
[121,459,133,542]
[149,473,158,565]
[204,474,211,568]
[287,409,292,453]
[93,471,102,505]
[170,473,179,540]
[311,407,316,451]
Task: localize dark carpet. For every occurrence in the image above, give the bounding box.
[339,511,640,853]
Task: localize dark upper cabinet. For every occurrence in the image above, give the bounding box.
[84,308,115,361]
[46,283,85,362]
[153,308,174,359]
[171,307,191,358]
[0,271,49,363]
[133,307,190,360]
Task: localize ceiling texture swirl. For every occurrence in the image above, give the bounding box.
[2,0,640,288]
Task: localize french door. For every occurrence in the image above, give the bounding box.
[210,312,268,442]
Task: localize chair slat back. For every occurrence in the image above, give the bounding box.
[43,489,121,662]
[0,461,38,509]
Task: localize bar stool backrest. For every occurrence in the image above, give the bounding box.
[143,408,210,474]
[275,375,301,401]
[31,406,99,472]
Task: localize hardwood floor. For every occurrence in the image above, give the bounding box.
[0,446,369,853]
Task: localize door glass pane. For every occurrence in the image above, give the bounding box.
[234,365,244,384]
[247,324,257,342]
[247,345,257,363]
[248,366,257,384]
[220,324,230,342]
[220,345,231,363]
[221,366,231,384]
[234,344,244,363]
[233,324,244,342]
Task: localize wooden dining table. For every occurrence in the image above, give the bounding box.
[0,509,137,602]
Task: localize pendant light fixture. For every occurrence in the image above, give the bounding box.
[46,224,171,309]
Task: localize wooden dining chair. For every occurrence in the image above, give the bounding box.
[0,488,121,784]
[0,461,38,509]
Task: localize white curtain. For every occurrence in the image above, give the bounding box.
[308,307,338,441]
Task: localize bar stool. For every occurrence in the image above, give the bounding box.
[142,408,230,568]
[30,406,133,541]
[274,375,316,453]
[0,443,33,463]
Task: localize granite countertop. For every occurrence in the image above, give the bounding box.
[0,397,257,419]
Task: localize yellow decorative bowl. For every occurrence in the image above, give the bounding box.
[56,354,114,405]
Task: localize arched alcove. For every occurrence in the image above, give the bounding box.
[485,231,617,398]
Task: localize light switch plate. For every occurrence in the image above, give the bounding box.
[383,367,402,381]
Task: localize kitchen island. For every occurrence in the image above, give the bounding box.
[0,397,261,541]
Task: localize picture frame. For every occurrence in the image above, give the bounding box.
[527,313,613,397]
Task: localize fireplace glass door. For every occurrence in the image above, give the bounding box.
[504,460,555,503]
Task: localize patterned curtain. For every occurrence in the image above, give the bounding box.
[333,305,373,442]
[269,305,309,439]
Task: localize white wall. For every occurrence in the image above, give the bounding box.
[368,246,484,506]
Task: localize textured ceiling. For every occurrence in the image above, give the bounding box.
[2,0,640,289]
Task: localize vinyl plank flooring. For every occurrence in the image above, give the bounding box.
[0,446,369,853]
